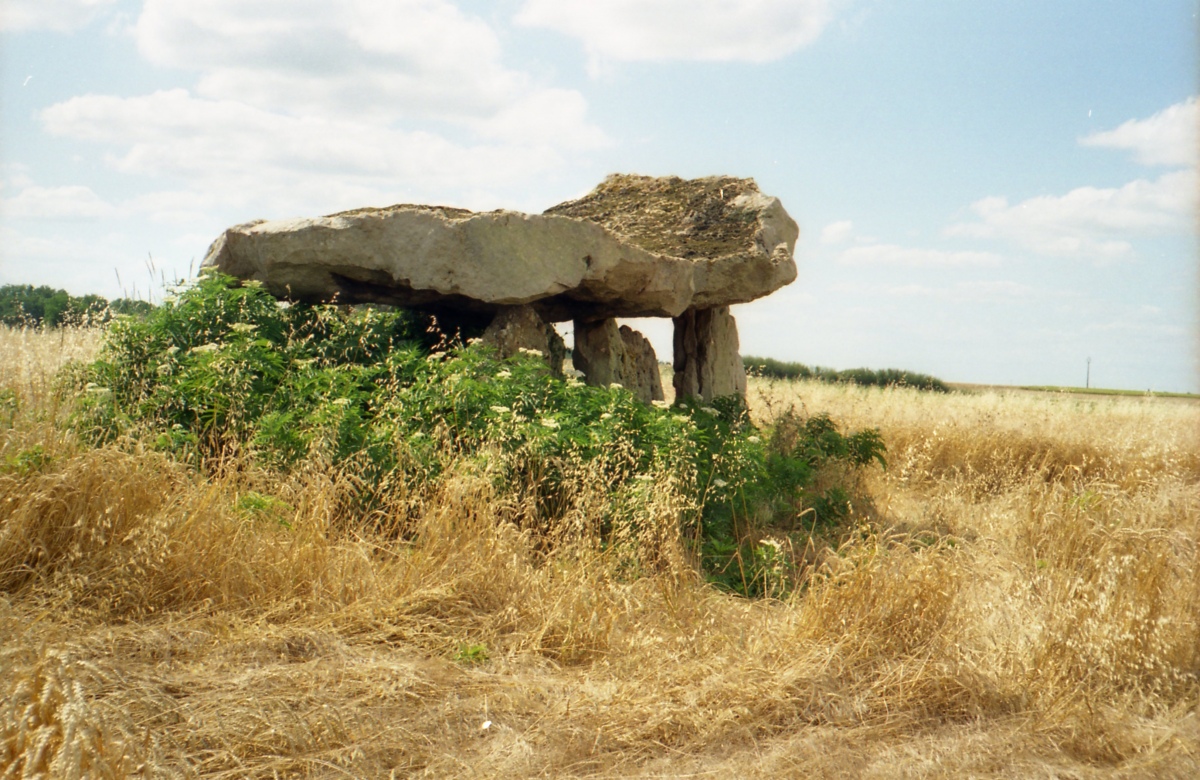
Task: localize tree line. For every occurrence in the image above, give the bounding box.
[743,355,950,392]
[0,285,154,328]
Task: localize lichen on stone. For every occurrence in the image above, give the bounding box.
[545,173,761,260]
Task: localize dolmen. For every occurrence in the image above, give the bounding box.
[201,174,799,404]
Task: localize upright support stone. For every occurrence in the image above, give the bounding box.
[618,326,666,403]
[672,306,747,403]
[573,318,665,404]
[482,305,565,375]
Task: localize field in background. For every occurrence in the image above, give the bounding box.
[3,326,1198,778]
[953,382,1200,402]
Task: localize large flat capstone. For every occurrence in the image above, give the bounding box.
[200,174,798,322]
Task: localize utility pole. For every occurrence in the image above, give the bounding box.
[1086,356,1091,389]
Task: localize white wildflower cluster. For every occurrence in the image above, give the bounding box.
[759,537,783,554]
[540,417,559,429]
[331,398,352,406]
[713,478,729,489]
[651,400,670,409]
[747,435,761,444]
[600,412,613,421]
[490,405,511,414]
[497,370,512,379]
[276,300,291,310]
[467,337,483,346]
[241,279,265,289]
[230,323,256,333]
[518,347,544,358]
[608,382,623,390]
[701,407,719,416]
[191,343,220,354]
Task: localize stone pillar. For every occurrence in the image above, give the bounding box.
[482,304,565,375]
[672,305,746,403]
[573,318,665,404]
[618,325,666,403]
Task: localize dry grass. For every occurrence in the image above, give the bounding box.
[2,326,1198,778]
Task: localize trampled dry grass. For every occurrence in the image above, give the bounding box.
[2,326,1198,778]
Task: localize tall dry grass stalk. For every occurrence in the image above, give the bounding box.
[3,332,1198,778]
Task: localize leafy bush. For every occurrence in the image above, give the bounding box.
[744,356,950,393]
[72,272,886,596]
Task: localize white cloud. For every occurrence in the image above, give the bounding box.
[1081,97,1198,168]
[945,169,1196,259]
[838,243,1003,268]
[0,225,137,295]
[516,0,833,65]
[134,1,535,124]
[819,219,853,244]
[30,2,609,225]
[0,0,115,32]
[40,89,590,216]
[1,185,118,219]
[474,88,610,150]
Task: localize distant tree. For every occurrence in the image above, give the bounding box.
[0,285,53,326]
[109,298,156,318]
[743,356,950,393]
[0,284,143,327]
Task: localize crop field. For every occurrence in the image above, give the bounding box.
[2,321,1198,779]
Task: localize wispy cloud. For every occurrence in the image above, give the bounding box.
[945,169,1195,259]
[40,89,593,216]
[0,0,115,33]
[819,220,854,244]
[516,0,833,68]
[31,1,610,224]
[835,279,1045,302]
[838,243,1003,268]
[1,184,118,219]
[1080,97,1198,168]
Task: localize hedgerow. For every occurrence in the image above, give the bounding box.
[744,355,951,392]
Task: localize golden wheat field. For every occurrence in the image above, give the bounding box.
[2,325,1198,779]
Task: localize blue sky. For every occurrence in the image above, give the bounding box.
[2,0,1196,391]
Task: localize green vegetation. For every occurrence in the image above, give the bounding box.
[0,284,153,328]
[1020,385,1200,399]
[71,271,885,596]
[744,355,951,393]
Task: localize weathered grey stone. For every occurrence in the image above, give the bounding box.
[573,319,664,404]
[200,174,797,321]
[672,306,746,403]
[618,325,666,404]
[481,305,565,376]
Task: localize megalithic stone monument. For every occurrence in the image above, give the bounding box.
[201,174,799,404]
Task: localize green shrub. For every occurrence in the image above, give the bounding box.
[72,272,886,597]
